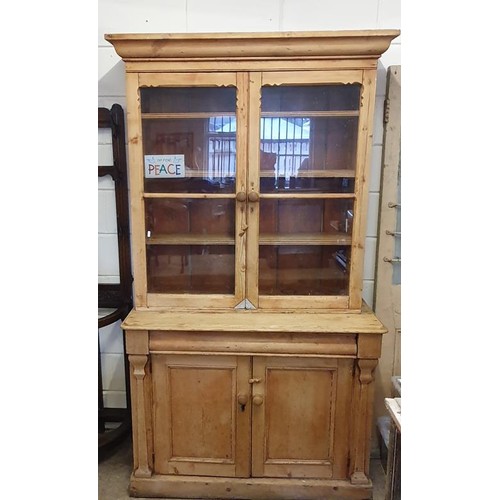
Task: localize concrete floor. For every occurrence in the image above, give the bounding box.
[98,435,387,500]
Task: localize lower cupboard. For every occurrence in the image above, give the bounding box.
[152,354,352,479]
[123,310,385,499]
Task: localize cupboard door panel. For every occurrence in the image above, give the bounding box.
[152,354,251,477]
[252,357,352,479]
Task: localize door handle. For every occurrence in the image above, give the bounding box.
[248,191,259,203]
[237,393,248,412]
[253,395,263,406]
[236,191,246,202]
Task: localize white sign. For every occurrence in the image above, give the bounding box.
[144,154,185,178]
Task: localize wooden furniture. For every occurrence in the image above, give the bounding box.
[98,104,133,458]
[105,30,399,499]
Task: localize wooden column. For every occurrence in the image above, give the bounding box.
[127,330,152,478]
[350,334,381,484]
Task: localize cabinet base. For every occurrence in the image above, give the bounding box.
[129,473,373,499]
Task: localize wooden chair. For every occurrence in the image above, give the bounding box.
[98,104,133,459]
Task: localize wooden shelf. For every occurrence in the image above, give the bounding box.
[261,110,359,118]
[143,169,354,180]
[260,169,355,178]
[147,234,235,245]
[141,111,358,120]
[142,112,236,120]
[260,232,351,245]
[146,233,350,246]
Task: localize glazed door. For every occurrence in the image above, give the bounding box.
[246,70,375,310]
[151,354,251,477]
[251,356,353,479]
[127,73,249,308]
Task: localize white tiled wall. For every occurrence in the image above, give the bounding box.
[98,0,401,399]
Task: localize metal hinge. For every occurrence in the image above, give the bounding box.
[384,97,391,123]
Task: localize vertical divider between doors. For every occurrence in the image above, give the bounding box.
[235,73,249,306]
[236,356,252,477]
[246,72,262,308]
[250,356,263,477]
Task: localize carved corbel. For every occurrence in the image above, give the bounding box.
[357,358,378,385]
[129,354,152,478]
[349,358,379,485]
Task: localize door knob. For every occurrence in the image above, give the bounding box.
[237,394,248,406]
[253,395,263,406]
[236,191,246,202]
[248,191,259,203]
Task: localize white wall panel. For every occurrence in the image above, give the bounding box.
[363,236,378,281]
[103,390,127,409]
[372,96,385,146]
[101,353,126,391]
[98,175,115,190]
[281,0,378,31]
[98,47,126,97]
[98,0,188,45]
[99,233,120,277]
[369,144,383,193]
[377,43,401,96]
[187,0,280,32]
[99,321,125,354]
[98,144,114,167]
[362,279,374,308]
[98,189,118,234]
[366,193,380,238]
[377,0,401,29]
[98,95,127,110]
[99,128,112,145]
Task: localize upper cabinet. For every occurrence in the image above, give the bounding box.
[105,30,400,312]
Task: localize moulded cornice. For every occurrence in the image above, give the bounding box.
[104,30,400,62]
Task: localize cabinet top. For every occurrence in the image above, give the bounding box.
[121,307,387,334]
[104,30,400,61]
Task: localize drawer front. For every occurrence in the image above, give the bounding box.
[149,331,357,357]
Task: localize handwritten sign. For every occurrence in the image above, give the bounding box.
[144,155,185,178]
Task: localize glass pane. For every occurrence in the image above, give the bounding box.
[260,85,360,193]
[141,87,236,113]
[145,198,235,295]
[260,199,354,240]
[145,199,235,242]
[259,245,350,296]
[147,245,235,294]
[262,85,360,112]
[141,87,237,193]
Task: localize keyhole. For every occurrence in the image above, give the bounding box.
[239,403,246,412]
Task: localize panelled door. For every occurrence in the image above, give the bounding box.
[251,356,353,479]
[151,354,251,477]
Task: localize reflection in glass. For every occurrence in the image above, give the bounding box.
[259,84,361,193]
[259,245,350,296]
[141,87,236,114]
[142,118,236,193]
[145,199,235,241]
[147,245,235,294]
[140,86,237,193]
[259,199,354,239]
